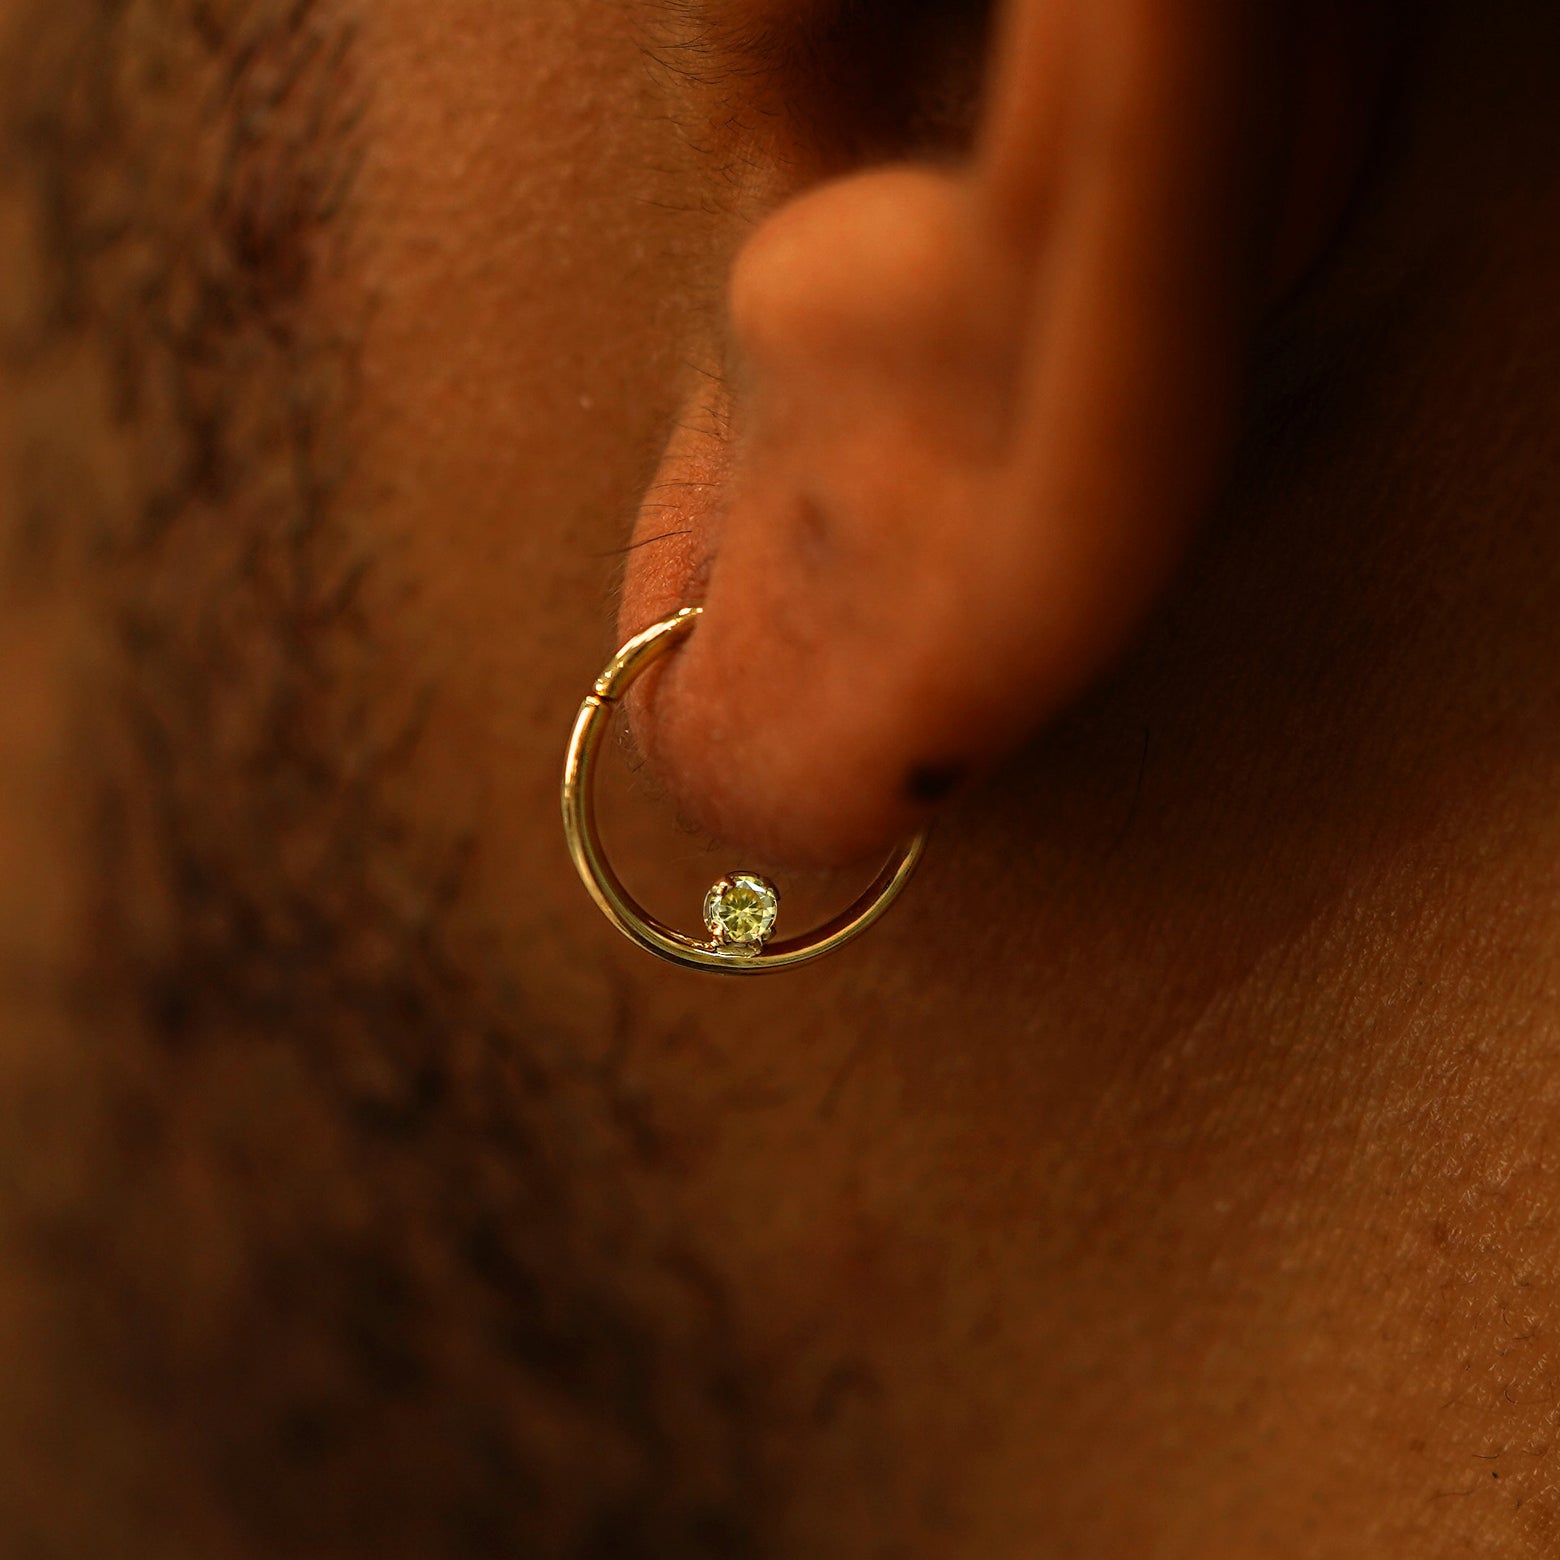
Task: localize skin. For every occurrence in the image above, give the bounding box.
[0,0,1557,1555]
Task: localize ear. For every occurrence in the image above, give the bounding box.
[620,0,1397,868]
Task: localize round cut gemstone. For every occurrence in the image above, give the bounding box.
[704,873,779,949]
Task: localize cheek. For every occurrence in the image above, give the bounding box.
[357,0,719,565]
[342,1,738,1014]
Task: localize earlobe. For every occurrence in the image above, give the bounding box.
[619,0,1395,870]
[621,164,1016,865]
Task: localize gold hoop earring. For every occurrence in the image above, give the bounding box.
[562,607,928,975]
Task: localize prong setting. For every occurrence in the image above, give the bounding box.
[703,873,780,953]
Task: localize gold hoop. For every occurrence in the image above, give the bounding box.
[562,607,928,975]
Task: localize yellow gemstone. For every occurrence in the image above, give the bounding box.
[704,873,779,948]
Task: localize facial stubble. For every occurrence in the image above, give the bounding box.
[0,3,771,1555]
